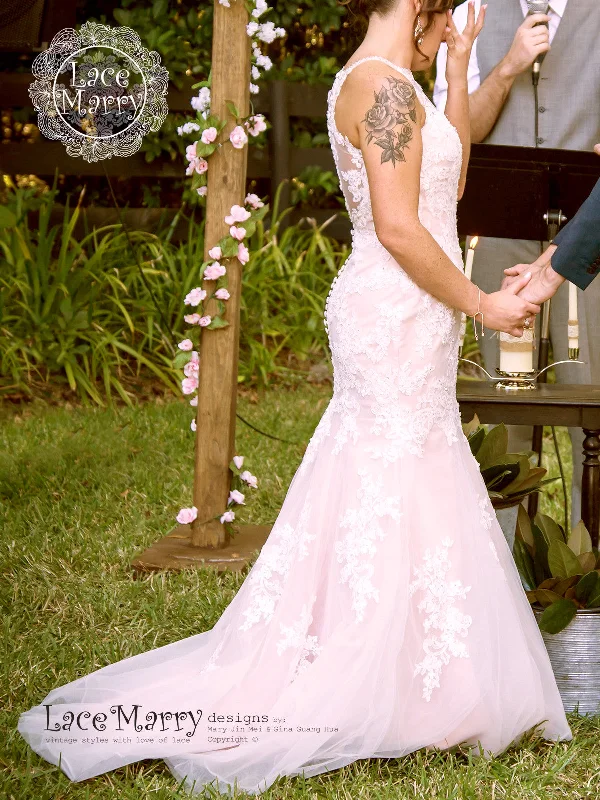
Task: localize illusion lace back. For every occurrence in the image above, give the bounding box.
[17,56,572,796]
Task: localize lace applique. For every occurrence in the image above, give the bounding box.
[479,496,494,530]
[297,404,334,479]
[239,498,316,632]
[335,466,403,623]
[489,540,500,563]
[408,536,472,701]
[277,599,323,681]
[415,294,459,359]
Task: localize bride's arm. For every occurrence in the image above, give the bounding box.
[346,65,539,335]
[442,1,487,200]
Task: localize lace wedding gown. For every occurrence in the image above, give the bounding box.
[18,56,572,796]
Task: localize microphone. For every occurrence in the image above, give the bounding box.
[526,0,550,85]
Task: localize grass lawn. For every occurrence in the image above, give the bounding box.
[2,385,598,799]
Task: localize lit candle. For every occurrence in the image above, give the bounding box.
[499,329,534,373]
[459,236,479,353]
[568,282,579,354]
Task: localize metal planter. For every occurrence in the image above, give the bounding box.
[533,605,600,715]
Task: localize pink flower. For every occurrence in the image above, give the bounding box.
[240,470,258,488]
[190,396,198,407]
[228,489,246,505]
[233,455,244,469]
[229,125,248,149]
[176,506,198,525]
[215,288,230,300]
[184,360,199,378]
[182,376,199,394]
[185,142,198,161]
[237,243,250,265]
[184,287,207,306]
[178,339,193,351]
[184,313,202,325]
[197,186,208,197]
[204,262,227,280]
[201,126,218,144]
[245,114,267,137]
[195,158,208,174]
[198,315,212,327]
[208,245,222,260]
[245,193,264,209]
[225,204,251,225]
[229,225,246,241]
[220,510,236,523]
[191,418,197,432]
[190,350,199,363]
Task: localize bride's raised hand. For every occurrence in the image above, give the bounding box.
[445,0,487,83]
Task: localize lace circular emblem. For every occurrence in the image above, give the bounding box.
[29,22,169,162]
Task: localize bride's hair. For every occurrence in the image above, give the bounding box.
[340,0,454,60]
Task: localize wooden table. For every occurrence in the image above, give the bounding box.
[457,381,600,546]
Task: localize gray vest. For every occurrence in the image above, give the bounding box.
[477,0,600,150]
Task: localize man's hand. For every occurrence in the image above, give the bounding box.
[499,13,551,78]
[502,259,565,304]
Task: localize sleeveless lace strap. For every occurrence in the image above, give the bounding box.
[340,56,414,82]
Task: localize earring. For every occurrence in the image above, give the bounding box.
[414,15,424,46]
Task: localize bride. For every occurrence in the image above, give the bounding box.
[18,0,572,795]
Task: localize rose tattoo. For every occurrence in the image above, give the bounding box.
[362,76,417,167]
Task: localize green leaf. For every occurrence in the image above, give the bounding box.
[578,552,596,574]
[226,101,241,120]
[538,599,577,634]
[173,350,192,369]
[532,524,550,585]
[535,589,565,608]
[467,426,485,457]
[0,206,17,228]
[547,540,583,579]
[219,238,239,258]
[536,512,565,546]
[575,571,600,604]
[567,520,593,557]
[207,316,229,330]
[475,423,508,469]
[195,141,217,159]
[516,504,534,550]
[481,463,520,490]
[513,537,536,591]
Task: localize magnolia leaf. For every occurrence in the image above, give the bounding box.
[526,590,538,603]
[507,468,548,494]
[513,537,536,591]
[575,571,600,604]
[547,540,582,579]
[462,414,480,438]
[501,455,533,495]
[516,504,534,550]
[532,525,550,585]
[535,589,565,608]
[467,427,485,457]
[475,423,508,469]
[578,552,596,574]
[553,575,580,596]
[536,512,565,546]
[538,599,578,634]
[481,465,520,490]
[568,520,593,557]
[537,577,560,591]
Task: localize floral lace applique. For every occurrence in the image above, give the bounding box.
[415,294,459,359]
[479,496,494,530]
[276,598,323,681]
[335,466,403,623]
[408,536,472,701]
[239,497,316,632]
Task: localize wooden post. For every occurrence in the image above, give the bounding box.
[191,0,251,547]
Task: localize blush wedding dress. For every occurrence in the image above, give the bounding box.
[18,56,572,796]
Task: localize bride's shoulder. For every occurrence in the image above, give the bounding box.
[339,60,426,129]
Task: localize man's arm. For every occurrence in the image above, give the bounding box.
[550,178,600,290]
[469,13,550,143]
